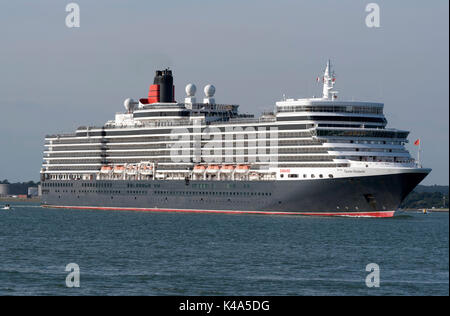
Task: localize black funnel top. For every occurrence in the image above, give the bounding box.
[154,69,174,102]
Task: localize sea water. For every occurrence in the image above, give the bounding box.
[0,202,448,295]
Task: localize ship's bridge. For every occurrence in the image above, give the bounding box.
[275,99,387,130]
[276,99,384,114]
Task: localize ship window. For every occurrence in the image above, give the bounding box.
[328,174,334,178]
[319,174,323,178]
[311,174,315,178]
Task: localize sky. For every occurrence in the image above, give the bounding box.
[0,0,448,185]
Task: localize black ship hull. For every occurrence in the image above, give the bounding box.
[41,169,430,218]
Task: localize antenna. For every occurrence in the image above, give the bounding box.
[322,60,338,99]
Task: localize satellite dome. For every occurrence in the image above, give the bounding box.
[123,98,136,112]
[185,83,196,96]
[204,84,215,97]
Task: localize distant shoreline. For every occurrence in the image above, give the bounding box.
[0,197,40,203]
[402,208,449,213]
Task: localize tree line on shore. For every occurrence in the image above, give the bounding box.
[400,191,448,209]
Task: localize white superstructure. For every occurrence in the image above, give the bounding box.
[41,62,422,183]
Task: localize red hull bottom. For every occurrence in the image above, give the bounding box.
[41,205,395,218]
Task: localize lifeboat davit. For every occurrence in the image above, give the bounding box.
[235,165,250,173]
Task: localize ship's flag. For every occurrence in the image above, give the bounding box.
[414,139,420,146]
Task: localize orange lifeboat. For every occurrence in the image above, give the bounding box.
[113,165,125,174]
[140,164,153,175]
[193,165,206,174]
[100,165,112,174]
[206,165,220,174]
[220,165,235,173]
[235,165,250,173]
[126,165,138,175]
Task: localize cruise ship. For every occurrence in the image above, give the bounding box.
[40,61,431,217]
